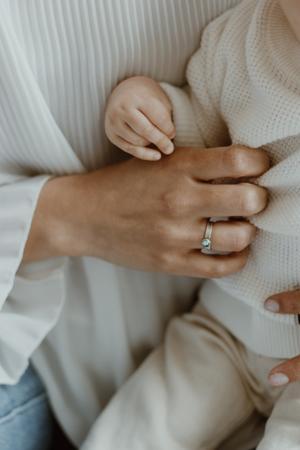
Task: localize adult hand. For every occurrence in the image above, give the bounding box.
[265,291,300,386]
[24,145,269,278]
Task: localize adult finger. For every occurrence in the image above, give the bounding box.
[127,109,174,154]
[140,99,176,139]
[269,356,300,386]
[176,146,270,181]
[188,220,256,253]
[196,183,268,218]
[181,248,250,278]
[264,290,300,314]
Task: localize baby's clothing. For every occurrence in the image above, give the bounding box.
[83,1,300,448]
[83,305,300,450]
[162,0,300,359]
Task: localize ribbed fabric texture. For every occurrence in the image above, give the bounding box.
[162,0,300,357]
[0,0,241,444]
[5,0,240,170]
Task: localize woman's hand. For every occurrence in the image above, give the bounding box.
[265,291,300,386]
[24,145,269,278]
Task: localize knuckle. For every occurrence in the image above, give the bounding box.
[156,135,169,148]
[161,186,190,218]
[139,138,149,147]
[142,123,155,137]
[127,109,141,126]
[202,260,226,279]
[159,111,173,129]
[131,92,143,103]
[148,97,163,112]
[157,250,175,273]
[119,100,130,112]
[166,189,192,219]
[161,190,182,217]
[213,262,228,278]
[231,225,253,252]
[158,109,170,122]
[131,134,146,146]
[155,221,171,243]
[225,146,251,175]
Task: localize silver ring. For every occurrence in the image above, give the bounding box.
[201,219,213,252]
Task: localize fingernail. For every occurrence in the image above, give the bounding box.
[165,143,174,154]
[265,299,280,313]
[151,152,162,161]
[269,373,289,386]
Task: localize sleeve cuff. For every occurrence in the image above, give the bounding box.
[160,83,206,148]
[0,175,66,384]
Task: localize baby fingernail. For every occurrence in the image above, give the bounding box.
[265,299,280,313]
[165,143,174,154]
[153,153,161,160]
[269,373,289,387]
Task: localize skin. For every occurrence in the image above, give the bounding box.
[24,146,269,279]
[105,76,176,161]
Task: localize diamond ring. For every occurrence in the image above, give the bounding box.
[201,219,213,252]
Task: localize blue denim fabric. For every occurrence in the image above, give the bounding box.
[0,365,53,450]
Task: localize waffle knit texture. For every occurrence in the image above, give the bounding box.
[162,0,300,358]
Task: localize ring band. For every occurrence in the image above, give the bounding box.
[201,219,213,252]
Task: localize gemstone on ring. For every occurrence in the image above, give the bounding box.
[201,238,212,251]
[201,219,213,252]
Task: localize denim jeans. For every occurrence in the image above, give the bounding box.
[0,365,53,450]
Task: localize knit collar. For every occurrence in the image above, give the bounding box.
[231,0,300,148]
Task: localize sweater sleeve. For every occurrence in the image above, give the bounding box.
[160,10,232,149]
[0,3,82,384]
[0,176,68,384]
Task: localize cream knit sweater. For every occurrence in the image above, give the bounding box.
[162,0,300,358]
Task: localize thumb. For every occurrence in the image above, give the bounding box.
[269,355,300,386]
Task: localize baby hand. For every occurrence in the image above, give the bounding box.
[105,76,176,161]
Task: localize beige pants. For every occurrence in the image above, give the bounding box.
[83,304,300,450]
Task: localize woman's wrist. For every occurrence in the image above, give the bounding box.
[23,173,100,261]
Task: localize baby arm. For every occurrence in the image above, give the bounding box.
[105,76,176,161]
[106,10,230,161]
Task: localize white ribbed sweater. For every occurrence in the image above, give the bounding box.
[162,0,300,358]
[0,0,240,445]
